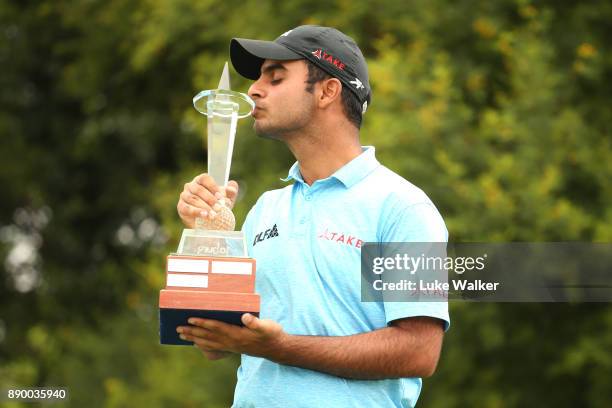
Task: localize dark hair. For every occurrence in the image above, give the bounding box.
[304,62,363,129]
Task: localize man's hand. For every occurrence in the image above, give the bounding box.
[177,173,239,229]
[177,314,287,359]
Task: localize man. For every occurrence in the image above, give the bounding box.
[176,25,449,407]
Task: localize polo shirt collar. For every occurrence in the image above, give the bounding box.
[282,161,304,183]
[281,146,380,188]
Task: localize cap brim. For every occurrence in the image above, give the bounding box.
[230,38,302,80]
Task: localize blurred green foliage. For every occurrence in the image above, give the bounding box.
[1,0,611,406]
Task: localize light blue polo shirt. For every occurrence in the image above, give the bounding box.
[233,146,449,408]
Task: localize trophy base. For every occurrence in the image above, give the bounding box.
[159,308,260,345]
[159,289,260,346]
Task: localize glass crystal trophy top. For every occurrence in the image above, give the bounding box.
[159,63,259,346]
[177,62,255,258]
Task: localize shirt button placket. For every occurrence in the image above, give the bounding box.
[292,185,308,237]
[295,189,312,235]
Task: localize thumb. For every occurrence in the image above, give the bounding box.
[225,180,239,208]
[241,313,260,330]
[242,314,283,338]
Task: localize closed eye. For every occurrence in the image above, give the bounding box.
[270,79,283,85]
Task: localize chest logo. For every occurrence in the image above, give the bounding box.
[253,224,279,246]
[317,228,363,249]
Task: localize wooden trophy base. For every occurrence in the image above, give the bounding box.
[159,289,260,345]
[159,254,259,346]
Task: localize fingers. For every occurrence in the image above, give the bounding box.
[187,318,231,334]
[183,176,218,214]
[224,180,239,209]
[177,326,224,347]
[177,173,234,227]
[177,201,207,226]
[186,183,217,208]
[178,319,234,341]
[178,325,216,340]
[179,190,208,212]
[194,174,222,195]
[178,174,240,213]
[182,333,225,350]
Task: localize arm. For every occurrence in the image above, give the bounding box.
[272,316,444,379]
[178,314,444,379]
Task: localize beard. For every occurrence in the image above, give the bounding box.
[253,120,296,141]
[252,94,315,141]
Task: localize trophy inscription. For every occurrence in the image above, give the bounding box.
[159,63,259,345]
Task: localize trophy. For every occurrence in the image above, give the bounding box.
[159,63,259,345]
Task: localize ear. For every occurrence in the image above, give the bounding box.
[318,78,342,109]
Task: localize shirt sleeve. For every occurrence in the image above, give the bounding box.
[379,200,451,331]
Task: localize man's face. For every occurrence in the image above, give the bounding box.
[247,59,316,140]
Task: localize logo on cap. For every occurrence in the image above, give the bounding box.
[311,49,346,71]
[349,77,365,90]
[280,30,293,37]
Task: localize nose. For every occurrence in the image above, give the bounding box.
[248,77,265,101]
